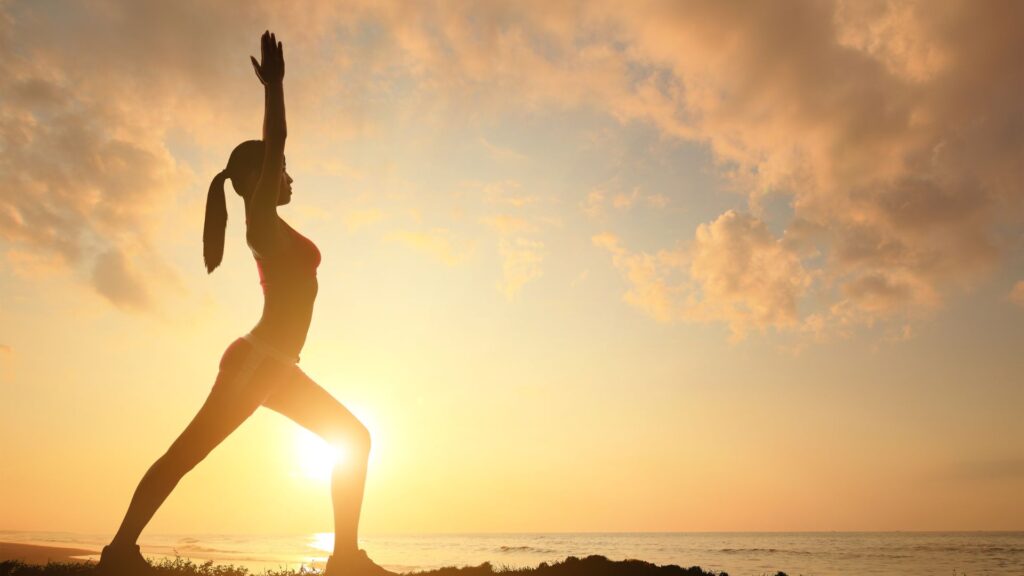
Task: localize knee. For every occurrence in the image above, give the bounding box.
[328,419,371,456]
[351,420,372,455]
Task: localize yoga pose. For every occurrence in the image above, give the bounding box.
[97,31,393,576]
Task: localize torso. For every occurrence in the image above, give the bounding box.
[247,217,321,359]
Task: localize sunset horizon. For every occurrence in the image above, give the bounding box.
[1,1,1021,574]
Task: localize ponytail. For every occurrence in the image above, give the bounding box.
[203,140,264,273]
[203,169,230,273]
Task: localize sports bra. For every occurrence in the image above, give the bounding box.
[251,220,321,293]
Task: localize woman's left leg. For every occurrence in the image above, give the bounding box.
[261,366,371,558]
[108,340,282,550]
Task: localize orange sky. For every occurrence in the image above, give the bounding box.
[1,0,1022,535]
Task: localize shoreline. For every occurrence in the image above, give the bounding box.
[0,542,99,565]
[0,547,724,576]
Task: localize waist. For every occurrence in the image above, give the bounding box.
[242,331,301,364]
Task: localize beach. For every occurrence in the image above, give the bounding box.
[0,542,99,565]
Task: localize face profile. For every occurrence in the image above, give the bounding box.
[278,167,293,205]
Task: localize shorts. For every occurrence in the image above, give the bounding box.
[215,332,301,406]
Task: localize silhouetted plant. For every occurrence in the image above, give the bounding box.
[0,554,730,576]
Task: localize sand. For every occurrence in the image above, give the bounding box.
[0,542,99,565]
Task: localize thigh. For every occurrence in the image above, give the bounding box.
[261,366,367,446]
[164,341,285,466]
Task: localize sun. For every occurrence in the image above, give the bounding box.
[294,427,345,482]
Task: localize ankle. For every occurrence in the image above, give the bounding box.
[108,538,138,550]
[332,546,360,560]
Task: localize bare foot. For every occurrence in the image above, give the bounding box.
[325,548,398,576]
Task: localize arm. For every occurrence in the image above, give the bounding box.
[246,30,287,256]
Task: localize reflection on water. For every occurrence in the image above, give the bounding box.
[309,532,334,556]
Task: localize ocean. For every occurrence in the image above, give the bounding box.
[1,531,1021,575]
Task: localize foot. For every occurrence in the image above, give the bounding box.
[324,549,398,576]
[96,543,154,575]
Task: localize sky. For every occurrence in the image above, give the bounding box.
[0,0,1022,535]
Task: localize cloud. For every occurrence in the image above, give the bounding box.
[645,194,670,209]
[91,248,151,311]
[839,271,937,314]
[619,1,1018,322]
[612,189,641,210]
[564,1,1021,336]
[475,178,548,299]
[594,211,811,337]
[497,237,544,300]
[481,180,537,207]
[4,1,1019,334]
[690,211,812,336]
[582,189,606,220]
[592,232,685,324]
[442,0,1019,333]
[494,235,546,299]
[392,228,474,266]
[3,249,64,279]
[0,59,184,307]
[483,215,546,300]
[0,2,225,309]
[343,208,386,234]
[583,186,669,220]
[481,215,533,236]
[0,1,384,309]
[618,188,671,210]
[479,137,527,162]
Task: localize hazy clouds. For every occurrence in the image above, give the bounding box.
[1,0,1020,335]
[583,0,1023,335]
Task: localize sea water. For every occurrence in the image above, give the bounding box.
[1,530,1021,575]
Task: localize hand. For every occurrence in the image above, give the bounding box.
[250,30,284,86]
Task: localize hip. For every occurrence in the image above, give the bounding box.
[214,333,305,404]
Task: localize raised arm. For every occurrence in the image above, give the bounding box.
[246,30,287,256]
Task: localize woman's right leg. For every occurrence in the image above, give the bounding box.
[109,339,277,548]
[261,367,372,560]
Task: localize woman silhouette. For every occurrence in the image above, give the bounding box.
[97,31,393,576]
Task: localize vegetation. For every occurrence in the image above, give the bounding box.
[0,554,776,576]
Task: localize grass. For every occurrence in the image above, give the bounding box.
[0,554,773,576]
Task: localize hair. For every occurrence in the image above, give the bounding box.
[203,140,266,273]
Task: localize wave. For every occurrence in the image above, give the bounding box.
[497,545,558,554]
[718,548,812,556]
[905,544,1024,554]
[170,545,237,554]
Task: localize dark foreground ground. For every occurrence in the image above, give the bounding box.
[0,554,789,576]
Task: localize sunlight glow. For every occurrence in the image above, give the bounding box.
[294,428,344,482]
[309,532,335,554]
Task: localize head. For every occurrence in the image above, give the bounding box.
[202,140,294,273]
[222,140,294,205]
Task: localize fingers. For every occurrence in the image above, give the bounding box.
[258,31,284,59]
[250,55,264,83]
[255,30,283,77]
